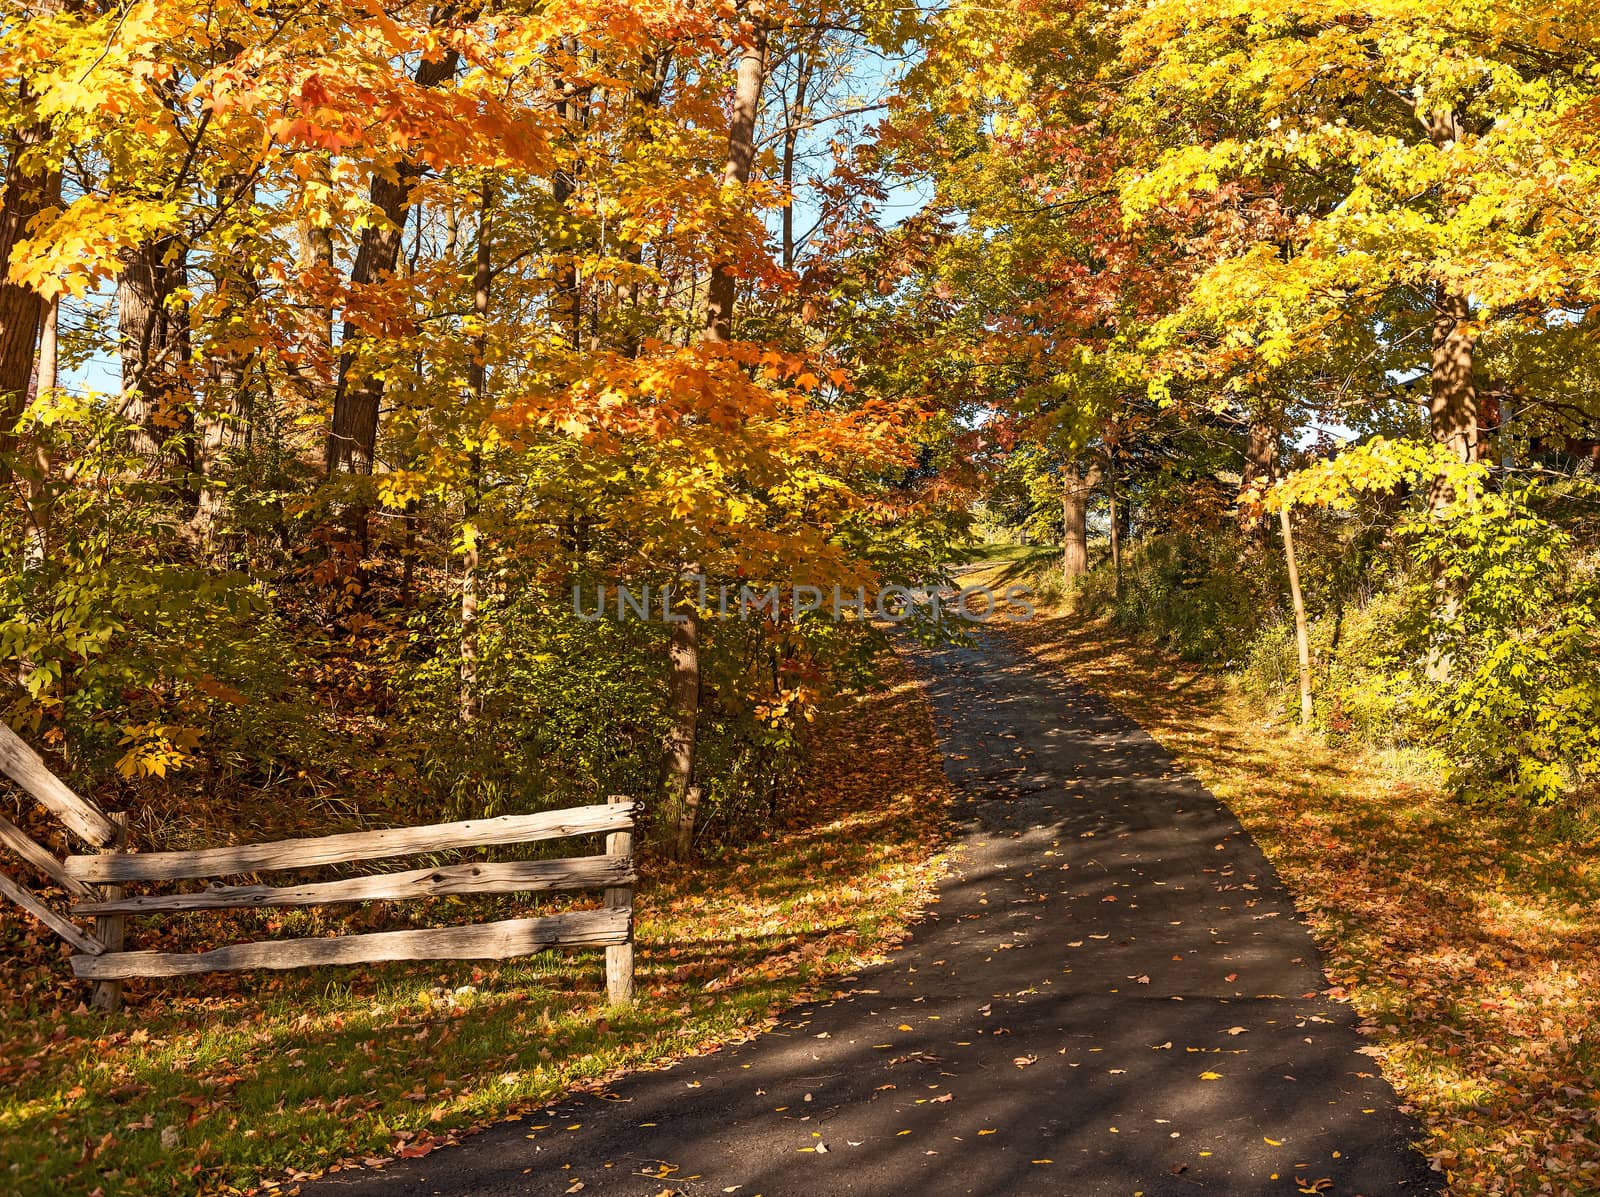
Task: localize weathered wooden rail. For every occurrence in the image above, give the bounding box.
[0,722,636,1008]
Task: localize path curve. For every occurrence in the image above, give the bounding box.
[305,631,1437,1196]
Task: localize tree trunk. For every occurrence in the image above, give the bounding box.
[0,36,61,485]
[1060,462,1098,581]
[549,35,589,350]
[1424,287,1478,680]
[661,571,701,855]
[22,295,57,572]
[325,32,466,478]
[193,180,256,556]
[703,22,768,343]
[619,49,672,358]
[400,502,418,605]
[191,373,233,552]
[662,20,768,858]
[1239,420,1277,536]
[117,237,193,481]
[780,48,814,271]
[673,783,702,860]
[460,180,494,723]
[459,523,479,720]
[325,173,408,478]
[1106,452,1122,596]
[294,151,336,401]
[1428,286,1478,515]
[1279,503,1313,728]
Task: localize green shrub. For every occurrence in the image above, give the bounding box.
[1079,532,1275,662]
[1405,483,1600,804]
[1079,478,1600,805]
[1312,586,1425,748]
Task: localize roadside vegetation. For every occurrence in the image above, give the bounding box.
[0,664,949,1197]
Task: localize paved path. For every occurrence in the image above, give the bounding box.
[306,632,1436,1196]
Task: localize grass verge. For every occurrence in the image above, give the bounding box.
[980,590,1600,1197]
[0,662,950,1197]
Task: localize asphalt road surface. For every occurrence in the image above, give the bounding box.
[304,631,1437,1197]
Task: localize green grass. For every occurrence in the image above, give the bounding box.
[951,542,1119,610]
[0,667,950,1197]
[950,541,1065,569]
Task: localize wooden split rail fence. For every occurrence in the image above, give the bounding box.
[0,723,637,1010]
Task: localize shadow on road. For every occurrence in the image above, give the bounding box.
[304,631,1437,1196]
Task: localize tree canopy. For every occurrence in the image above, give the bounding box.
[3,0,1599,829]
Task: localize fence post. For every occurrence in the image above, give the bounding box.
[604,794,634,1004]
[90,811,128,1013]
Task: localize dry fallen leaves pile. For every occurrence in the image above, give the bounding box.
[1003,610,1600,1197]
[0,660,951,1196]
